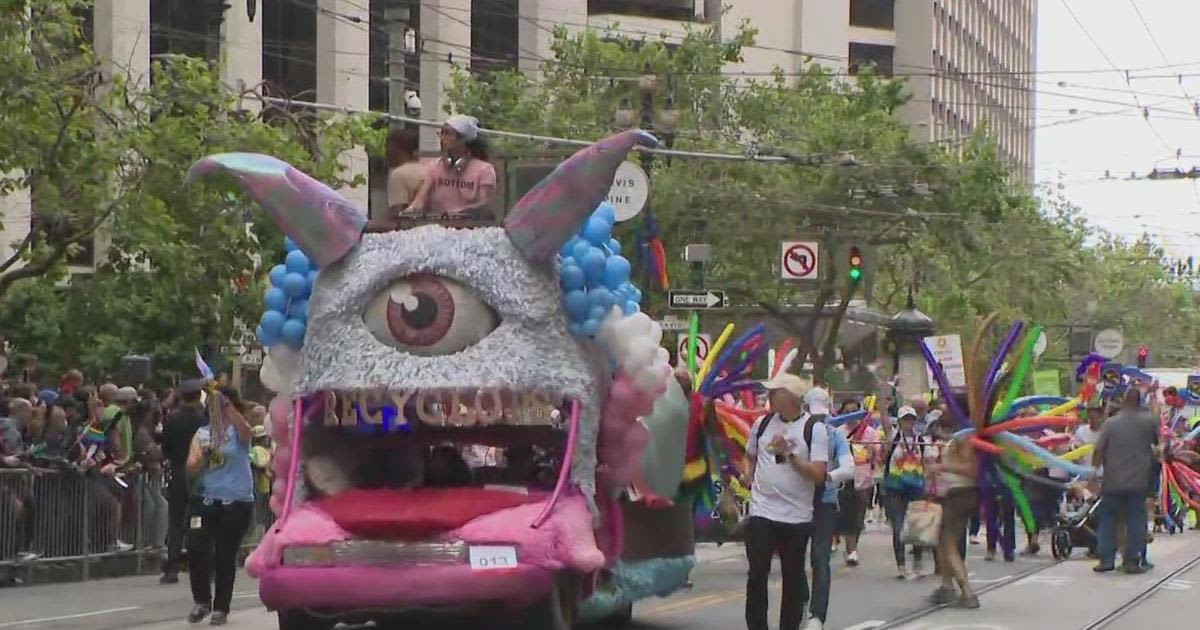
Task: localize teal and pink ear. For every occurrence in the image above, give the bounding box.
[505,129,657,263]
[258,238,316,350]
[558,202,640,337]
[187,153,367,269]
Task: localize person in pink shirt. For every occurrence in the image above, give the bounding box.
[406,115,498,220]
[836,398,880,567]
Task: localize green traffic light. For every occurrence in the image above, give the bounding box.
[849,268,862,281]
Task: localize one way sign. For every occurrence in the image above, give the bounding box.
[668,290,728,310]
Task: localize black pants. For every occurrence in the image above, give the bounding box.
[809,503,837,623]
[164,481,189,575]
[745,516,812,630]
[986,492,1017,558]
[188,500,253,613]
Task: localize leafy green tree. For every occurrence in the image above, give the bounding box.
[445,24,1036,377]
[0,0,379,381]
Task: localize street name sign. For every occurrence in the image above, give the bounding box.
[668,290,728,309]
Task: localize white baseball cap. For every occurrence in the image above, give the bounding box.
[442,115,480,141]
[761,373,812,399]
[897,405,918,420]
[804,386,832,415]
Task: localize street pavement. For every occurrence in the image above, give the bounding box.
[0,523,1197,630]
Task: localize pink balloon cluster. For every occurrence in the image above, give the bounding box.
[596,370,662,490]
[268,396,294,516]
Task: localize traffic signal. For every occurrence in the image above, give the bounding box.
[1137,345,1148,368]
[848,246,864,283]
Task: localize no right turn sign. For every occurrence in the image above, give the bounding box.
[781,241,820,280]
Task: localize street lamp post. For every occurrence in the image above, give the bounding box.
[887,292,936,402]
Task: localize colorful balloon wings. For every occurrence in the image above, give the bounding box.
[919,315,1095,558]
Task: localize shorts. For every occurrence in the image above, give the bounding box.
[940,488,979,542]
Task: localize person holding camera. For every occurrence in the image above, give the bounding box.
[185,386,254,626]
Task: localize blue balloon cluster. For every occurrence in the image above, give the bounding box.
[257,237,318,350]
[558,203,642,337]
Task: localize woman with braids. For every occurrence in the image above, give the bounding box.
[185,386,254,626]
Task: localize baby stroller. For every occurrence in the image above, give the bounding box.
[1050,494,1101,559]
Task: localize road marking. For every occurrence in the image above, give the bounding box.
[842,621,887,630]
[640,579,780,617]
[967,572,1012,584]
[1015,574,1070,586]
[0,607,142,628]
[1161,578,1193,591]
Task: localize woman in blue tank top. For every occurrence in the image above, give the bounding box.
[184,386,254,626]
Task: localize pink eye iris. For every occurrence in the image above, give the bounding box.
[385,275,455,347]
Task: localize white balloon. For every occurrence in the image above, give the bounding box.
[623,336,657,370]
[634,365,664,391]
[259,356,284,394]
[648,322,663,346]
[655,347,671,367]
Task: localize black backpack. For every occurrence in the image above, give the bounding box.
[754,413,827,511]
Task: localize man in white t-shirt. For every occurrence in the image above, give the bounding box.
[743,373,829,630]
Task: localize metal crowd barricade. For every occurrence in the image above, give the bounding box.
[1,466,277,584]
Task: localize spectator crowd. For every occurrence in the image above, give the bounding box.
[0,367,273,582]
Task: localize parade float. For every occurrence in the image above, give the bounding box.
[187,130,696,629]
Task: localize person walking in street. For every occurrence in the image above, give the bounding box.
[882,405,930,579]
[925,423,981,608]
[186,386,254,625]
[837,398,879,566]
[1091,388,1160,574]
[160,380,208,584]
[742,373,829,630]
[805,387,855,630]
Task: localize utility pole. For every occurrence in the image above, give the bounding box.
[385,1,412,129]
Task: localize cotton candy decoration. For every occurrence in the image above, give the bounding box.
[597,370,658,490]
[267,396,294,516]
[598,309,671,397]
[259,346,300,396]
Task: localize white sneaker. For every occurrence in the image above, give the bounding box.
[802,619,824,630]
[846,550,860,566]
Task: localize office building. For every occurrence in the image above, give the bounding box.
[0,1,1036,271]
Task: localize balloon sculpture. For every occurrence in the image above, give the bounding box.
[919,315,1095,556]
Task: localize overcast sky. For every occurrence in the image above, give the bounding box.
[1036,0,1200,259]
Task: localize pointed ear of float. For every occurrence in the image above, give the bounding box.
[186,153,367,268]
[504,129,658,263]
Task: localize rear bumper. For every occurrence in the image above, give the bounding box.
[259,564,553,613]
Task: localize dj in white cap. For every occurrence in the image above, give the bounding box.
[742,372,829,630]
[405,115,498,220]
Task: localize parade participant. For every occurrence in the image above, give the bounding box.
[806,387,855,630]
[925,423,981,608]
[882,405,929,578]
[384,127,424,219]
[185,386,254,625]
[1091,388,1159,573]
[837,398,879,566]
[160,379,207,585]
[744,373,828,630]
[404,115,497,220]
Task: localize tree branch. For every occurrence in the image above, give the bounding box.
[0,198,122,300]
[0,231,35,275]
